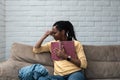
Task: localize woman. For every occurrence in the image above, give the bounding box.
[33,21,87,80]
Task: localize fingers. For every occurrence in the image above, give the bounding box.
[54,48,60,54]
[44,30,52,36]
[54,48,65,57]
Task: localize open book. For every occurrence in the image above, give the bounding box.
[51,41,77,60]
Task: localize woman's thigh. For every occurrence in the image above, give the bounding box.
[68,71,85,80]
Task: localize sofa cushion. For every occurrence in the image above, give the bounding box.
[10,42,54,66]
[83,45,120,79]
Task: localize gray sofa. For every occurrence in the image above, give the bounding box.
[0,42,120,80]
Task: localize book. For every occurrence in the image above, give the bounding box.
[51,41,77,60]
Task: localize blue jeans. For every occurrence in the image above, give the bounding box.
[49,70,86,80]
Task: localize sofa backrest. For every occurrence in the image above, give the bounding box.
[10,42,53,67]
[83,45,120,79]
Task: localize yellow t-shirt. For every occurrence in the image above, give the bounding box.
[33,40,87,76]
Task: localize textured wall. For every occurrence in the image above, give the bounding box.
[0,0,5,61]
[5,0,120,58]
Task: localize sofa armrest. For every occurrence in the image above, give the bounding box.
[0,59,31,80]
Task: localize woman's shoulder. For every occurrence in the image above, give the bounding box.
[46,40,58,44]
[73,40,81,44]
[73,40,82,46]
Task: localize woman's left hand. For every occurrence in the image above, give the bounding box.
[54,48,67,59]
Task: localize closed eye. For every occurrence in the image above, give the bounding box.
[52,32,57,35]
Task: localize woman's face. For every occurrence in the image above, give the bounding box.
[51,26,64,40]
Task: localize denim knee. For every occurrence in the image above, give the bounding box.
[48,75,65,80]
[68,71,85,80]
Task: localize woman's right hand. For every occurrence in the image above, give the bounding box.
[44,30,53,37]
[34,30,53,48]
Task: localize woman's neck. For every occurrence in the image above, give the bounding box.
[60,36,68,41]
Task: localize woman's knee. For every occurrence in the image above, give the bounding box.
[68,71,85,80]
[49,75,65,80]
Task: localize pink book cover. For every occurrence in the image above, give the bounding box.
[51,41,77,60]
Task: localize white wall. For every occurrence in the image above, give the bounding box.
[0,0,5,61]
[5,0,120,58]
